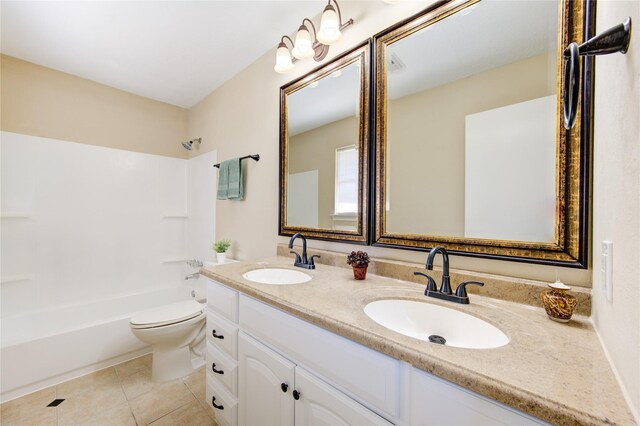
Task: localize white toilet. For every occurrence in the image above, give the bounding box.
[130,300,206,382]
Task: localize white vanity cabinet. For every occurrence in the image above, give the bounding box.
[238,332,392,426]
[238,332,295,425]
[205,281,240,426]
[294,365,393,425]
[410,368,545,425]
[206,278,547,426]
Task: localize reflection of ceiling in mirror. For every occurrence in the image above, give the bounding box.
[387,0,558,100]
[288,61,360,136]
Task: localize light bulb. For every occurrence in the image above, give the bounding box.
[317,5,341,45]
[292,25,314,60]
[274,42,294,73]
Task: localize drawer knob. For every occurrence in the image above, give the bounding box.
[212,363,224,375]
[293,390,301,400]
[211,329,225,339]
[211,396,224,410]
[281,383,289,393]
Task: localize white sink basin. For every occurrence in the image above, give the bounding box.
[243,268,312,285]
[364,299,509,349]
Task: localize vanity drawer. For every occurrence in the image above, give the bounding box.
[206,374,238,426]
[207,279,238,323]
[206,342,238,396]
[206,310,238,359]
[239,294,400,419]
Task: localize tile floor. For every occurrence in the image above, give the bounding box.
[0,354,219,426]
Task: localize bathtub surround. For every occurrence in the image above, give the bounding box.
[0,55,189,159]
[0,354,217,426]
[0,132,216,401]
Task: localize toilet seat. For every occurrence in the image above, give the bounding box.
[130,300,205,329]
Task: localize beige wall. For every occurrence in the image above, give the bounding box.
[1,55,188,158]
[387,53,555,236]
[289,116,358,230]
[591,0,640,421]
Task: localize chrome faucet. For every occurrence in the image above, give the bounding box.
[413,246,484,304]
[186,259,203,268]
[185,272,200,280]
[288,233,320,270]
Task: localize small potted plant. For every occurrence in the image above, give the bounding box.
[347,251,370,280]
[212,239,231,264]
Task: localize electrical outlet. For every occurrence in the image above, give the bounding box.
[601,241,613,302]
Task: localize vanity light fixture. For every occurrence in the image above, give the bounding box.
[316,2,342,45]
[274,0,353,74]
[274,36,296,73]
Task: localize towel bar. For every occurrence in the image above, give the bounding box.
[213,154,260,168]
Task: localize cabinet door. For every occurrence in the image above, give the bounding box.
[239,332,295,426]
[294,367,393,426]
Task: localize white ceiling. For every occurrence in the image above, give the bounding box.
[288,61,361,136]
[1,1,324,108]
[387,0,558,100]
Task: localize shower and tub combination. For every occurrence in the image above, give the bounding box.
[0,131,216,402]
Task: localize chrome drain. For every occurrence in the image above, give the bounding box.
[428,335,446,345]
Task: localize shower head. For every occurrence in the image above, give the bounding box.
[181,138,202,151]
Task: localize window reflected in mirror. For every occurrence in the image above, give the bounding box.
[285,59,362,232]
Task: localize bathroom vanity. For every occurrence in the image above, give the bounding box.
[200,255,633,425]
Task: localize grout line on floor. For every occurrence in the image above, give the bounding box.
[55,384,59,426]
[183,373,217,424]
[113,364,140,425]
[144,397,194,426]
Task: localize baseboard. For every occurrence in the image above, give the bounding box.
[593,320,639,423]
[0,347,151,403]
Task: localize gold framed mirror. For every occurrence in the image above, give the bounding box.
[279,41,371,243]
[373,0,593,267]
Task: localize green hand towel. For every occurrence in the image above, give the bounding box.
[216,161,229,200]
[226,157,244,200]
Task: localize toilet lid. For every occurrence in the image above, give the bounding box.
[130,300,204,328]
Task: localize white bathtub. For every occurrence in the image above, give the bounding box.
[0,286,194,402]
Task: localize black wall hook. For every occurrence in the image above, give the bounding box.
[563,17,632,129]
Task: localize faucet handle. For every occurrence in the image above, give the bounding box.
[455,281,484,298]
[290,250,302,263]
[414,272,438,292]
[309,255,320,266]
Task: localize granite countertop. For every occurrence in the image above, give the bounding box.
[200,256,633,425]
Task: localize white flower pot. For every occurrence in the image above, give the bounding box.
[216,253,227,264]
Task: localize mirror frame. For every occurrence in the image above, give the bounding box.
[279,41,371,243]
[371,0,595,268]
